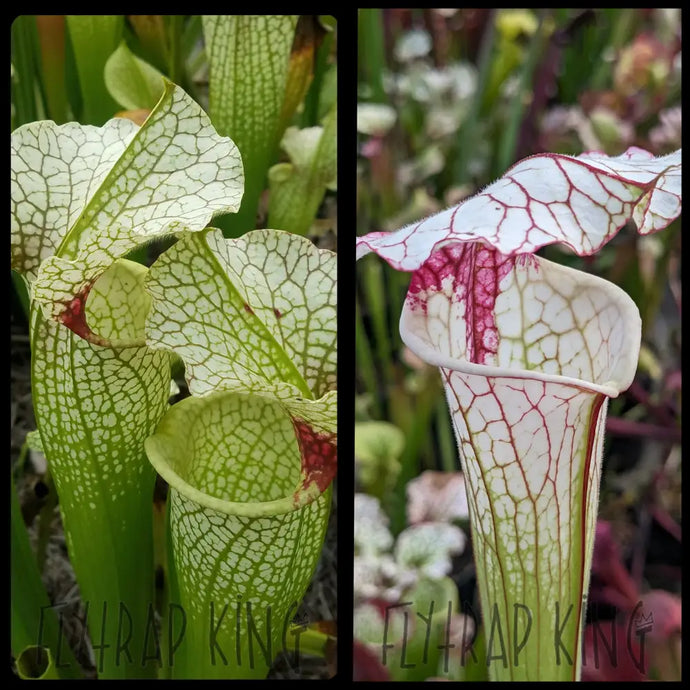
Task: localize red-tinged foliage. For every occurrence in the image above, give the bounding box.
[584,520,682,681]
[581,622,646,681]
[353,639,391,682]
[589,520,639,609]
[292,418,337,497]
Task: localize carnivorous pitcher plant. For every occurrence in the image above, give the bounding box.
[12,79,336,679]
[357,147,681,680]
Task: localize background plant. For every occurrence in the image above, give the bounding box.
[11,14,337,680]
[356,8,680,681]
[353,475,476,681]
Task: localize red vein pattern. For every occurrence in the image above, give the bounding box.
[407,244,517,365]
[356,146,682,680]
[357,148,680,271]
[443,369,606,679]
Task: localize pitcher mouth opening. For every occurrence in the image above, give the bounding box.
[145,445,326,519]
[400,315,632,399]
[400,253,642,399]
[144,392,329,520]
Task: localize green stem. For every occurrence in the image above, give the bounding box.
[355,299,382,419]
[66,15,123,124]
[157,493,183,679]
[590,9,637,91]
[11,15,42,128]
[357,10,386,103]
[302,31,334,127]
[453,10,497,185]
[361,258,395,387]
[30,308,170,679]
[389,372,443,535]
[436,398,457,473]
[496,12,548,174]
[166,15,184,86]
[11,474,82,678]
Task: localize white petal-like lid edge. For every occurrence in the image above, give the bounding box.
[357,148,681,270]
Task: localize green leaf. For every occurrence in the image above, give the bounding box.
[316,64,337,123]
[357,10,386,103]
[25,429,43,452]
[65,15,123,124]
[86,259,154,343]
[268,104,337,235]
[104,41,166,110]
[145,228,338,509]
[299,19,335,128]
[12,270,30,323]
[11,116,137,280]
[147,390,332,518]
[11,15,43,128]
[202,15,298,235]
[12,82,244,346]
[354,421,405,461]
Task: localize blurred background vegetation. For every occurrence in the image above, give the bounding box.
[355,9,680,681]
